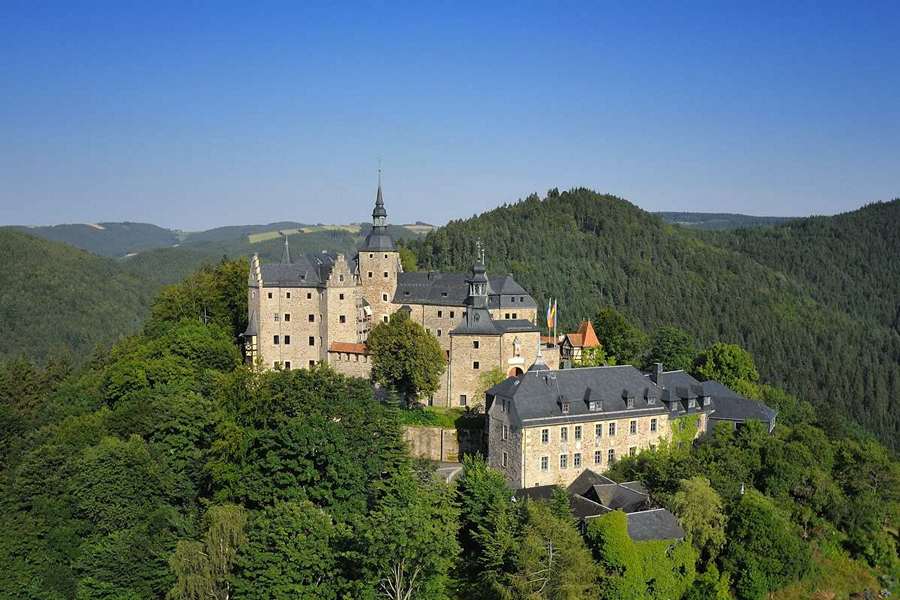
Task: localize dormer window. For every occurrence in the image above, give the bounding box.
[688,398,697,409]
[627,397,635,409]
[561,401,570,415]
[441,291,448,297]
[589,401,602,412]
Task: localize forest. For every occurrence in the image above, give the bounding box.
[0,258,897,599]
[408,190,900,450]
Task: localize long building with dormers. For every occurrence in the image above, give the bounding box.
[485,359,776,488]
[242,179,559,407]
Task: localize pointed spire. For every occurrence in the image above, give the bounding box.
[280,232,291,264]
[372,167,387,225]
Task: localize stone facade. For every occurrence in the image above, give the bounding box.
[243,180,548,409]
[358,249,401,326]
[485,364,712,489]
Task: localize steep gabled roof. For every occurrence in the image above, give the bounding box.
[564,320,600,349]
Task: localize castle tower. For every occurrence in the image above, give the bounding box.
[358,171,401,328]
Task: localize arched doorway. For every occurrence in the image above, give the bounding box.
[508,366,524,377]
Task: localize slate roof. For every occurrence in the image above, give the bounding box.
[656,370,777,426]
[253,253,338,287]
[625,509,685,541]
[393,272,537,308]
[702,380,778,424]
[360,228,396,251]
[517,470,684,541]
[487,365,669,427]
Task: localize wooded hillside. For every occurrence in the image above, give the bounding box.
[409,190,900,448]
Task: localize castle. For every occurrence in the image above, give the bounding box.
[242,178,559,407]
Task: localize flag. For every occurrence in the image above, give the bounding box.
[551,299,558,331]
[547,299,556,329]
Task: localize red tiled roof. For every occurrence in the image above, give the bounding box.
[328,342,368,354]
[565,321,600,348]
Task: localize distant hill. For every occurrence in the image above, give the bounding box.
[0,230,159,363]
[410,190,900,448]
[7,222,179,257]
[655,211,796,230]
[7,219,430,258]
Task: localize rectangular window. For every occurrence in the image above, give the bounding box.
[630,420,637,435]
[505,313,510,319]
[594,450,602,465]
[274,313,280,321]
[608,449,616,463]
[284,313,290,322]
[284,335,291,345]
[339,293,345,300]
[560,454,568,469]
[437,310,443,318]
[307,292,312,299]
[473,340,480,349]
[368,271,373,278]
[629,446,637,457]
[309,360,316,367]
[284,361,291,370]
[437,329,442,337]
[501,424,509,440]
[473,361,480,369]
[560,426,568,442]
[308,336,314,346]
[459,395,467,406]
[609,422,616,436]
[267,292,273,299]
[308,314,315,322]
[450,311,455,318]
[574,425,582,440]
[595,423,603,438]
[502,451,508,468]
[339,315,346,323]
[512,313,517,319]
[541,456,549,471]
[573,453,582,468]
[650,418,657,432]
[273,335,280,345]
[339,275,344,282]
[541,428,549,444]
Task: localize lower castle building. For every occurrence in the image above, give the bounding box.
[241,177,558,407]
[485,360,776,488]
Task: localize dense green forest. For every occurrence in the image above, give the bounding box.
[0,231,159,364]
[0,259,897,599]
[409,190,900,449]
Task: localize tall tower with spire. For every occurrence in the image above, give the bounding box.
[358,170,401,329]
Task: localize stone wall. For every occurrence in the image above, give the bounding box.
[324,255,359,348]
[327,351,372,379]
[404,426,460,462]
[256,285,323,370]
[519,414,671,488]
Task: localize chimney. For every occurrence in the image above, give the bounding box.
[652,362,664,384]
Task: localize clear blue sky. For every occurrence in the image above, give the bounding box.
[1,1,898,229]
